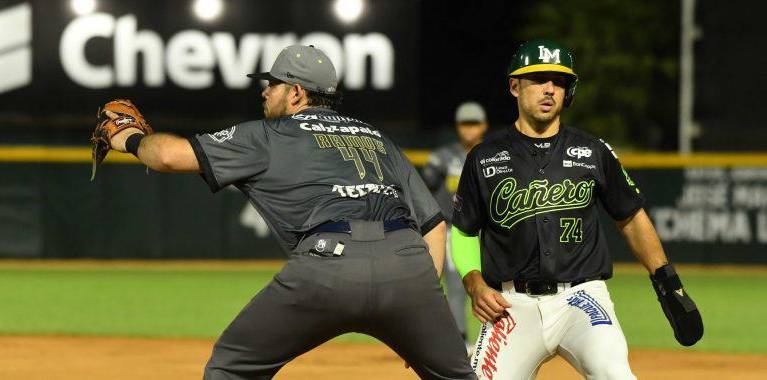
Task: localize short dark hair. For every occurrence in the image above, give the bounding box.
[306,89,342,110]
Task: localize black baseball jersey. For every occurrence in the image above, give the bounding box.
[421,142,466,223]
[189,107,444,252]
[452,125,643,289]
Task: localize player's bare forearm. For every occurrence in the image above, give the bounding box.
[423,221,446,278]
[112,128,200,173]
[616,208,669,273]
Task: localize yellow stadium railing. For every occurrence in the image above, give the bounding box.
[3,145,767,168]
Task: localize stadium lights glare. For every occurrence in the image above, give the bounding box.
[71,0,96,16]
[334,0,364,24]
[193,0,224,22]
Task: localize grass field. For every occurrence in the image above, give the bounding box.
[0,261,764,354]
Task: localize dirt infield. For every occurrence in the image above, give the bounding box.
[1,336,764,379]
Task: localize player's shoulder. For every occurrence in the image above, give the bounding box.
[561,126,619,159]
[465,133,511,164]
[563,126,613,148]
[233,119,266,129]
[483,127,509,144]
[229,119,270,139]
[477,127,512,152]
[562,126,602,144]
[203,120,263,142]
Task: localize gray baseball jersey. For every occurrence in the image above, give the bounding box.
[421,142,466,223]
[188,107,444,252]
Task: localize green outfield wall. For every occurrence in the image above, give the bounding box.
[2,146,766,262]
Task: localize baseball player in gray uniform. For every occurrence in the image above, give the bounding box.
[104,45,476,380]
[421,102,488,345]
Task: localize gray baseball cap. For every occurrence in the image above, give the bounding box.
[247,45,338,94]
[455,102,486,124]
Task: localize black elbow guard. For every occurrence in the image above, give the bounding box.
[650,264,704,346]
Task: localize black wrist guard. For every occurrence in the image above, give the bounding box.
[650,264,703,346]
[125,133,144,156]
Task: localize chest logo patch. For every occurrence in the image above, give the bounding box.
[483,165,513,178]
[563,160,596,170]
[566,146,592,159]
[480,150,511,166]
[489,178,595,229]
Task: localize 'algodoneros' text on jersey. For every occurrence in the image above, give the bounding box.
[189,108,444,251]
[452,126,643,289]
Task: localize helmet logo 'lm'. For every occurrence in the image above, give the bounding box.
[538,46,561,64]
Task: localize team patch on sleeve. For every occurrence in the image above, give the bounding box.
[566,290,613,326]
[208,126,236,143]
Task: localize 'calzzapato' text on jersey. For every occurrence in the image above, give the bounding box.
[190,107,443,251]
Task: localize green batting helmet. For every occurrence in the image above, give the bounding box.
[507,38,578,107]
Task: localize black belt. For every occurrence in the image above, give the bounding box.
[305,219,414,236]
[513,276,603,296]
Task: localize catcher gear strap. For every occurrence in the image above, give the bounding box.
[450,225,481,279]
[650,263,704,346]
[508,38,578,107]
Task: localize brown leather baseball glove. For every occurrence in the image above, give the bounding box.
[90,99,153,180]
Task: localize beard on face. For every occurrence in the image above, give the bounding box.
[522,97,561,124]
[263,92,290,119]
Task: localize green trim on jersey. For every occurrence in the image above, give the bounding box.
[451,225,481,278]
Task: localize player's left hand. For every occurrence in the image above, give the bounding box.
[464,271,512,323]
[90,99,153,180]
[650,263,703,346]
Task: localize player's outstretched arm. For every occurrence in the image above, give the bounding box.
[112,128,200,173]
[422,221,446,278]
[617,208,703,346]
[90,99,200,177]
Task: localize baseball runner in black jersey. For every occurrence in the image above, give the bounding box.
[421,102,489,346]
[450,39,703,379]
[104,45,475,380]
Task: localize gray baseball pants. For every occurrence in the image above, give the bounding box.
[203,223,476,380]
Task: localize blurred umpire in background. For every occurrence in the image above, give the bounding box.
[96,45,475,379]
[421,102,488,347]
